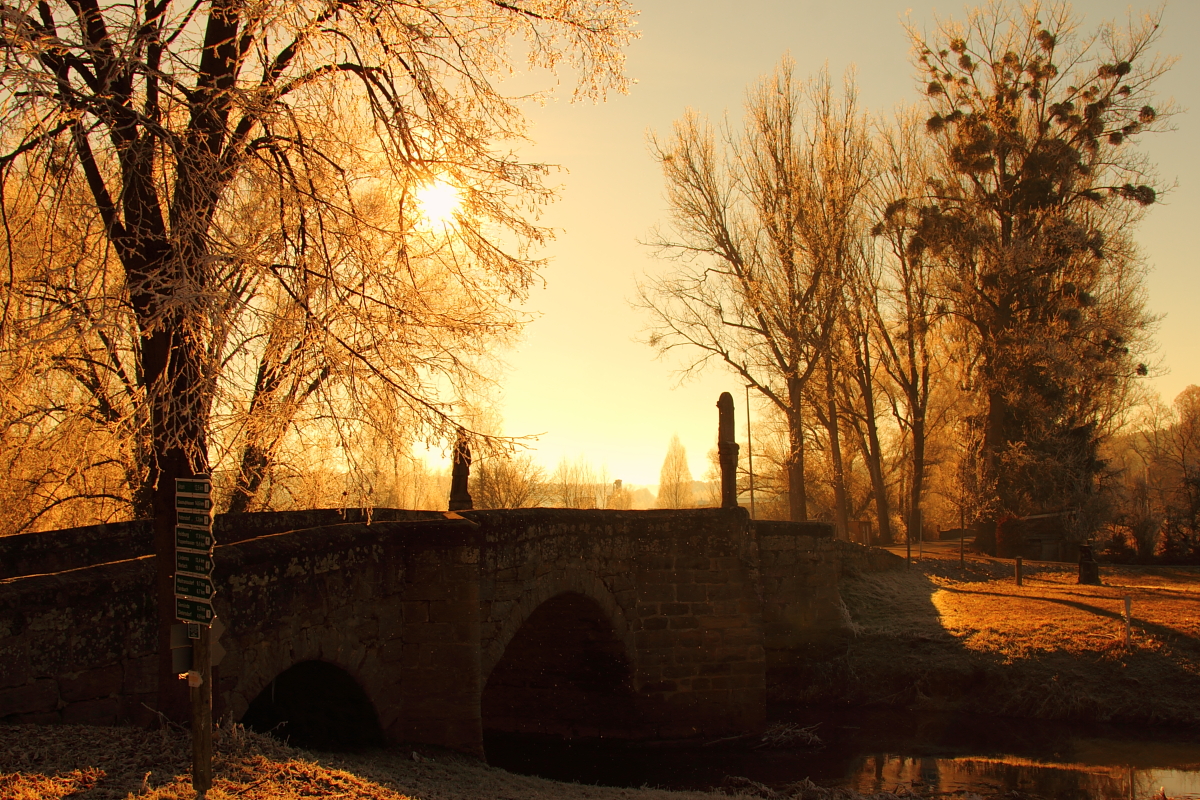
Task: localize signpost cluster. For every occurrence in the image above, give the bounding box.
[175,477,215,797]
[176,478,215,624]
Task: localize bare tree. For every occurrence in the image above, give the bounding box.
[1135,387,1200,559]
[552,456,611,509]
[608,479,633,509]
[656,434,693,508]
[472,454,547,509]
[639,60,872,521]
[858,108,946,546]
[0,0,636,712]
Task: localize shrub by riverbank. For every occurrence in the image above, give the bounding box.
[781,552,1200,727]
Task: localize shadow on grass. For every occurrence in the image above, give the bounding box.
[932,583,1193,644]
[776,563,1200,729]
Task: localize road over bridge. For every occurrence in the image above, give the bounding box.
[0,507,897,754]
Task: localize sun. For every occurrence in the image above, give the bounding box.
[414,178,462,227]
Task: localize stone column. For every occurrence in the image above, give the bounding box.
[717,392,740,509]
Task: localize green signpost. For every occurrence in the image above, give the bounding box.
[176,551,214,575]
[176,526,213,551]
[175,573,216,601]
[175,476,214,797]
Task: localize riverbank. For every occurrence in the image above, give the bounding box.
[5,717,1200,800]
[777,550,1200,727]
[0,723,957,800]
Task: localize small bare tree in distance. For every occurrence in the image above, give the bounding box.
[657,434,693,508]
[471,454,547,509]
[553,456,600,508]
[609,479,633,509]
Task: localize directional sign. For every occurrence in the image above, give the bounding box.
[176,597,214,625]
[176,551,214,577]
[175,475,214,628]
[177,479,211,496]
[176,494,213,512]
[175,573,215,601]
[176,526,214,552]
[176,511,212,528]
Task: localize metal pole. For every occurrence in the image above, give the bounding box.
[1124,596,1132,646]
[906,507,911,567]
[960,492,966,568]
[191,625,212,798]
[745,384,755,520]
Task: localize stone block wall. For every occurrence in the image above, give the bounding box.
[474,508,765,740]
[0,556,157,727]
[1,518,486,754]
[0,507,886,752]
[755,521,844,658]
[0,508,444,577]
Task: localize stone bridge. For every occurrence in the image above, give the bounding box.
[0,508,898,754]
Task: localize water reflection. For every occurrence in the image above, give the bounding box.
[851,755,1200,799]
[485,709,1200,798]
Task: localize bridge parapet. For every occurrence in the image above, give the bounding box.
[0,508,446,578]
[0,508,897,753]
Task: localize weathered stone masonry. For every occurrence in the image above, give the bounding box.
[0,507,901,754]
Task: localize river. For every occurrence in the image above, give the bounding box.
[485,709,1200,798]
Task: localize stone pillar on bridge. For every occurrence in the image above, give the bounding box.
[717,392,740,509]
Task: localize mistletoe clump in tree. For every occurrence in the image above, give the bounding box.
[907,2,1169,547]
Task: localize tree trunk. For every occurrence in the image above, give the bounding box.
[226,443,269,515]
[825,353,849,538]
[908,409,926,549]
[226,355,285,515]
[143,320,211,723]
[859,398,893,545]
[975,385,1007,554]
[786,376,807,521]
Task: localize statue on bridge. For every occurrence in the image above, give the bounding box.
[448,430,474,511]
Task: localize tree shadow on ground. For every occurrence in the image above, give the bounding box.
[777,560,1200,729]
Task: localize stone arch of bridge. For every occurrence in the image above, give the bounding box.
[225,621,389,734]
[481,568,635,685]
[240,659,384,751]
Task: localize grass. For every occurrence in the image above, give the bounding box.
[791,550,1200,726]
[0,723,942,800]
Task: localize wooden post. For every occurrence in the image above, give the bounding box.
[1015,557,1023,587]
[917,507,923,560]
[1124,596,1132,646]
[191,625,212,797]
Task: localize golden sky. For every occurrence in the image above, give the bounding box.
[463,0,1199,486]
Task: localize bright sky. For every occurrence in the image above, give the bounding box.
[458,1,1200,486]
